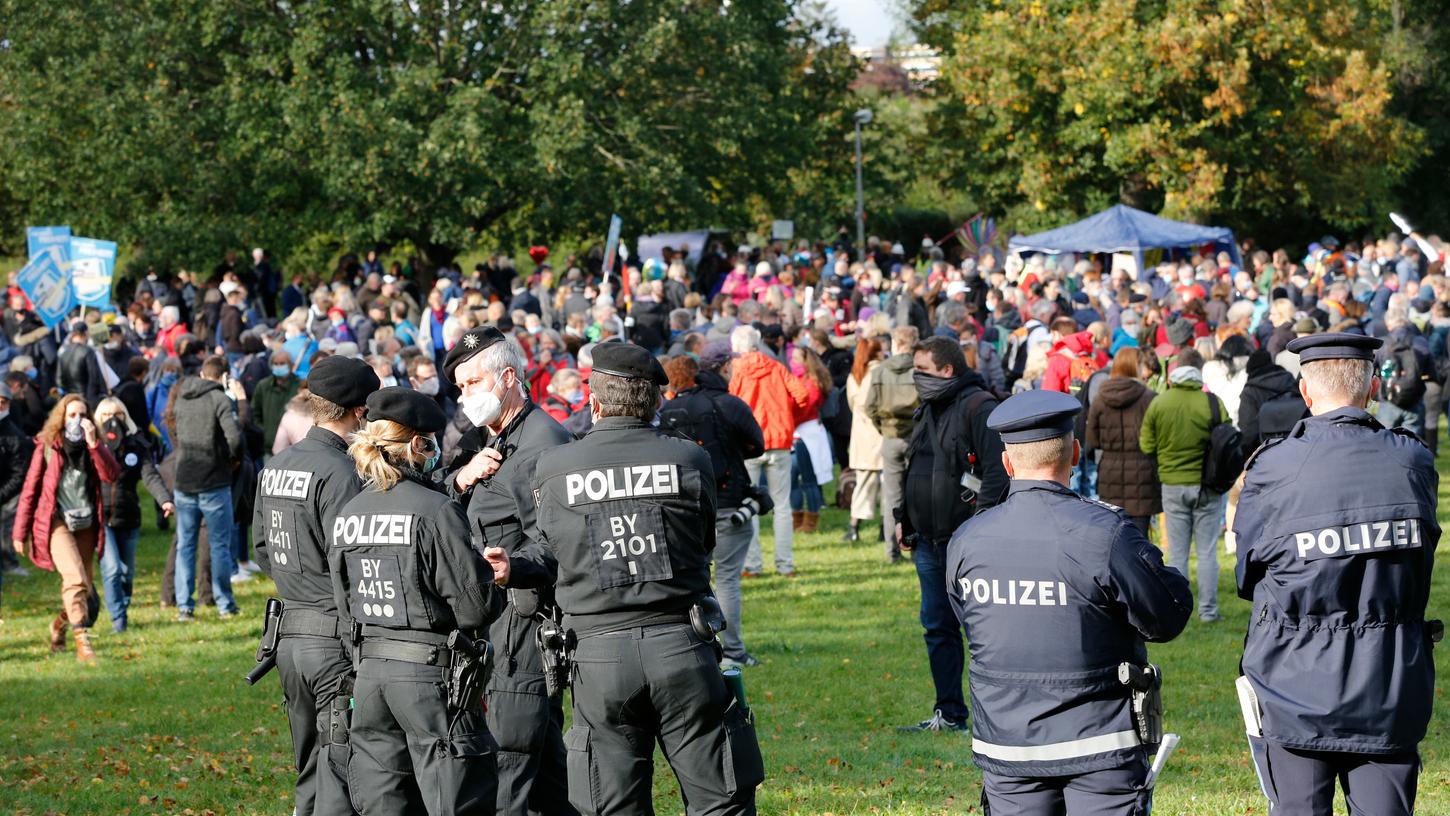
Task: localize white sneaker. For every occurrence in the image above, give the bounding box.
[230,570,254,583]
[239,560,264,575]
[4,565,30,577]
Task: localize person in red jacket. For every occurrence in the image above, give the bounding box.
[12,394,121,662]
[1041,322,1110,394]
[727,325,810,577]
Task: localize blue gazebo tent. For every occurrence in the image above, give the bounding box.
[1008,204,1241,278]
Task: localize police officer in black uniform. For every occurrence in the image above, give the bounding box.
[946,390,1192,815]
[441,326,577,816]
[253,355,377,816]
[1235,333,1440,816]
[330,387,506,816]
[532,343,764,816]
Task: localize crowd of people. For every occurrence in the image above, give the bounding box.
[0,225,1445,816]
[0,229,1446,664]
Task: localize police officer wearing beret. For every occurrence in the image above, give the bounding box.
[1235,333,1440,816]
[329,387,507,815]
[533,343,764,815]
[253,355,378,816]
[947,390,1192,814]
[441,327,578,816]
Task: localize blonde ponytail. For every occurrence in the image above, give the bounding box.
[348,419,423,491]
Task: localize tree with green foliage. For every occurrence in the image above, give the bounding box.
[912,0,1426,239]
[0,1,856,273]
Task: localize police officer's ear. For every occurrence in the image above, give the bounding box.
[1070,437,1081,468]
[1000,450,1015,479]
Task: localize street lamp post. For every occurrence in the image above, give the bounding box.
[853,108,873,253]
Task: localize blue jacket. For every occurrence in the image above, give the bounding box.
[1235,407,1439,754]
[946,480,1192,777]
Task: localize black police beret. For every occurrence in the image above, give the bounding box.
[1285,331,1381,363]
[442,326,507,383]
[308,356,380,409]
[987,390,1081,444]
[365,386,447,434]
[589,342,668,386]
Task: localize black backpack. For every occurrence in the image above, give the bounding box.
[819,384,854,439]
[1202,392,1246,493]
[658,392,737,488]
[1380,337,1426,410]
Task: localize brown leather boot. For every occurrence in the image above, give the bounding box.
[48,613,67,654]
[791,511,804,531]
[74,627,96,663]
[802,511,820,533]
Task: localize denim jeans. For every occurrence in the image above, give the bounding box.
[789,439,824,512]
[100,525,141,626]
[1376,401,1424,438]
[712,510,754,660]
[912,539,967,722]
[1161,483,1222,618]
[1070,455,1098,499]
[175,485,238,614]
[744,449,794,574]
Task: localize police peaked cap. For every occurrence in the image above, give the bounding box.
[366,386,448,434]
[308,355,380,409]
[987,390,1082,444]
[443,326,509,383]
[588,342,668,386]
[1285,332,1382,363]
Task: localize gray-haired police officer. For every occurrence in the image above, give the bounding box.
[329,387,506,816]
[442,326,577,816]
[1235,333,1440,816]
[947,390,1192,815]
[532,343,764,816]
[253,355,377,816]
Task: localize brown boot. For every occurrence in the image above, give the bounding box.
[791,511,804,531]
[74,627,96,664]
[48,613,67,654]
[802,511,820,533]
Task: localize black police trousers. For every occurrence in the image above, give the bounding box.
[565,622,763,816]
[1249,737,1419,816]
[488,609,576,816]
[348,656,500,816]
[981,761,1151,816]
[276,634,357,816]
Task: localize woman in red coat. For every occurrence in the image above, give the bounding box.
[11,394,120,662]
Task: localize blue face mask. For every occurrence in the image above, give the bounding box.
[271,365,291,378]
[26,368,38,381]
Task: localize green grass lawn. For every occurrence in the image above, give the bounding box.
[3,455,1450,815]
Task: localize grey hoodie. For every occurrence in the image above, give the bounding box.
[174,377,243,492]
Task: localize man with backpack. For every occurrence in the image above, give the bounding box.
[1139,348,1235,623]
[894,336,1008,732]
[1374,309,1432,437]
[661,346,767,667]
[865,326,920,564]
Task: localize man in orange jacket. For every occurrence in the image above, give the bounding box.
[728,325,810,577]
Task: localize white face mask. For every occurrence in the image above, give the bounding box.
[416,377,440,396]
[0,409,9,422]
[461,373,509,427]
[380,376,398,388]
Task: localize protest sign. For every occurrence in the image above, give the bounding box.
[27,225,72,261]
[15,249,76,327]
[69,236,117,308]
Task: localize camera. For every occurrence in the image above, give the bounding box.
[728,485,774,527]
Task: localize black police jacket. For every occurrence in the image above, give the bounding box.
[533,415,716,635]
[661,370,765,510]
[1235,406,1439,754]
[902,370,1009,544]
[947,480,1191,777]
[254,427,365,617]
[58,342,104,406]
[329,469,504,639]
[445,402,572,685]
